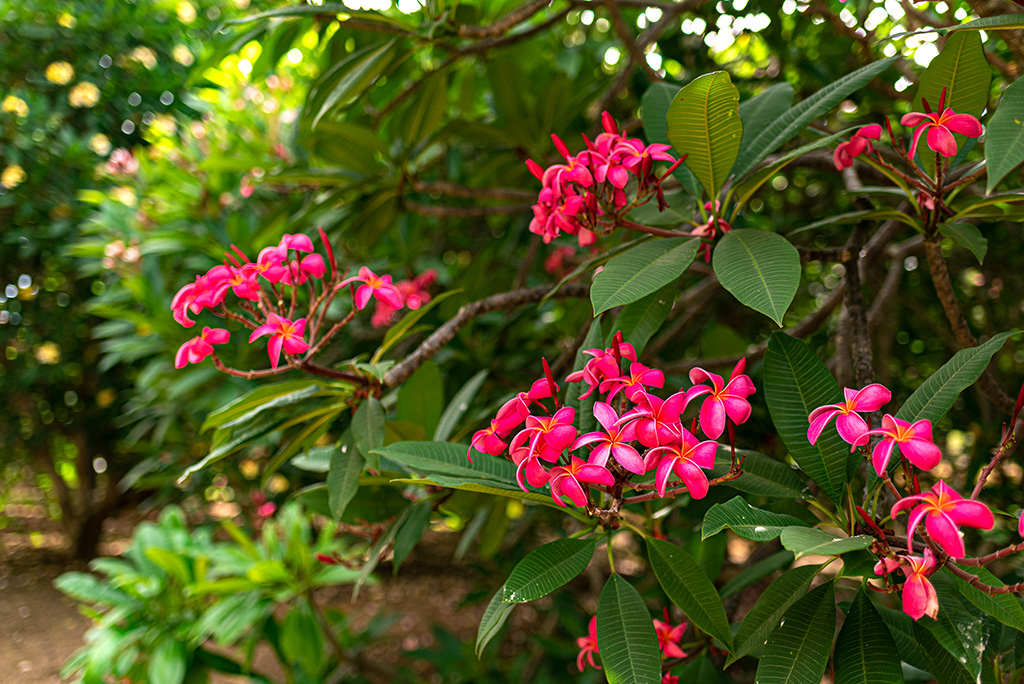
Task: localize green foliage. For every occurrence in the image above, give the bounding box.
[590,238,698,314]
[597,574,662,684]
[754,581,836,684]
[502,538,596,603]
[713,229,800,326]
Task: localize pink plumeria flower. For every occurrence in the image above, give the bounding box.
[337,267,404,311]
[281,254,327,286]
[891,481,994,558]
[662,676,680,684]
[174,327,229,368]
[248,313,309,369]
[618,391,691,449]
[833,124,882,170]
[576,616,600,672]
[278,233,314,253]
[171,275,209,327]
[468,396,531,461]
[548,456,614,507]
[570,402,643,474]
[644,427,718,498]
[854,414,941,477]
[686,359,756,440]
[653,618,688,659]
[901,550,939,621]
[511,445,550,492]
[203,265,261,303]
[566,344,636,400]
[808,383,891,446]
[901,108,983,159]
[599,361,665,402]
[510,406,577,463]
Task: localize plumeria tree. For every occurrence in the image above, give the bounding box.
[56,0,1024,682]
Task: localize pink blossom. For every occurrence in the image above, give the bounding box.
[653,618,688,659]
[248,313,309,369]
[548,456,614,507]
[468,396,531,461]
[570,402,643,474]
[808,383,891,446]
[576,616,600,672]
[875,550,939,621]
[338,266,404,310]
[854,414,941,477]
[833,124,882,170]
[618,391,691,449]
[278,233,314,253]
[565,343,636,400]
[599,361,665,402]
[644,427,718,498]
[686,359,756,439]
[371,270,435,328]
[175,327,229,368]
[170,275,208,327]
[901,108,982,159]
[891,481,994,558]
[510,406,577,463]
[511,445,550,492]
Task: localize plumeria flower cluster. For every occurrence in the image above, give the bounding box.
[576,612,688,675]
[809,382,996,621]
[171,229,408,376]
[470,333,755,510]
[370,269,436,329]
[526,112,685,247]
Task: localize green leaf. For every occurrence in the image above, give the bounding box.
[353,508,407,599]
[352,398,386,469]
[591,238,699,314]
[397,361,444,436]
[280,603,324,673]
[719,550,795,600]
[666,71,743,199]
[144,548,191,583]
[392,501,433,573]
[543,237,653,307]
[612,284,675,354]
[912,620,976,684]
[833,587,905,684]
[986,77,1024,193]
[729,564,819,663]
[434,370,488,441]
[312,40,397,128]
[896,331,1016,423]
[877,606,934,674]
[503,539,596,603]
[402,71,448,147]
[780,527,874,558]
[390,474,584,516]
[642,82,702,197]
[476,586,516,656]
[597,574,663,684]
[54,572,132,607]
[945,565,1024,633]
[754,581,835,684]
[328,431,362,520]
[373,289,463,362]
[881,15,1024,43]
[940,222,988,264]
[702,496,808,542]
[374,440,517,483]
[566,317,605,438]
[730,57,897,183]
[648,538,732,649]
[737,83,794,162]
[201,380,322,432]
[919,580,985,682]
[148,638,187,684]
[713,230,799,326]
[709,448,810,499]
[915,30,991,118]
[764,333,849,504]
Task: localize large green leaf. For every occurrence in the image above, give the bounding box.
[503,539,596,603]
[702,496,808,542]
[730,57,897,183]
[312,40,397,127]
[433,370,488,441]
[754,581,835,684]
[915,30,991,118]
[708,448,810,499]
[641,82,701,197]
[201,380,322,432]
[612,284,675,354]
[543,237,653,306]
[374,440,517,483]
[352,398,386,470]
[148,638,186,684]
[945,565,1024,633]
[986,78,1024,193]
[940,222,987,264]
[833,587,904,684]
[764,333,849,504]
[912,620,976,684]
[597,575,662,684]
[648,538,732,649]
[728,564,819,663]
[713,230,799,326]
[391,501,433,573]
[737,83,794,161]
[920,580,986,682]
[779,527,873,558]
[591,238,699,314]
[390,474,585,517]
[401,71,448,147]
[896,331,1016,423]
[397,361,444,437]
[476,586,515,656]
[666,71,742,199]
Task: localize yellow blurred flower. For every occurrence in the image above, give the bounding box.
[267,474,290,493]
[1,164,26,188]
[89,133,111,155]
[129,47,157,70]
[172,44,194,67]
[45,61,75,85]
[176,1,197,23]
[112,186,137,206]
[96,388,116,408]
[69,81,100,108]
[2,95,28,117]
[35,342,61,365]
[148,113,176,138]
[57,12,77,29]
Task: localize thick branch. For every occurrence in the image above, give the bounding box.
[383,283,589,386]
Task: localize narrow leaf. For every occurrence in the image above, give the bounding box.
[702,496,808,542]
[754,581,835,684]
[833,587,905,684]
[476,586,516,656]
[729,564,819,663]
[434,370,488,441]
[648,538,732,649]
[737,83,794,160]
[397,361,444,437]
[503,539,596,603]
[374,440,517,484]
[986,77,1024,192]
[780,527,874,558]
[597,575,663,684]
[713,230,800,326]
[352,398,386,469]
[392,501,433,573]
[591,238,698,314]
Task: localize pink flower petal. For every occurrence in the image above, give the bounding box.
[593,402,619,432]
[611,444,644,475]
[948,499,994,530]
[700,397,726,440]
[898,439,941,471]
[943,112,982,137]
[871,439,896,477]
[926,512,966,558]
[354,285,374,310]
[900,112,930,127]
[852,384,891,411]
[677,461,710,499]
[926,125,957,157]
[835,412,869,445]
[808,408,841,445]
[903,574,939,621]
